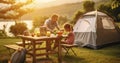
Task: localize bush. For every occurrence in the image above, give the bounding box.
[10,23,28,36]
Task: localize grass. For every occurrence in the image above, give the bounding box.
[62,44,120,63]
[0,38,120,63]
[0,38,21,61]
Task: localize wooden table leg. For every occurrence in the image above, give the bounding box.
[32,41,36,63]
[46,40,51,58]
[57,39,62,63]
[22,39,25,47]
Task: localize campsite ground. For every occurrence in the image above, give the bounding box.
[0,38,120,63]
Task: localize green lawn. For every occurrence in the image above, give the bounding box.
[0,38,120,63]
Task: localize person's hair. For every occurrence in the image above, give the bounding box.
[51,14,59,18]
[64,23,73,31]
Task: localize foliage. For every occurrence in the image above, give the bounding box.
[58,16,69,27]
[0,30,7,37]
[83,0,95,12]
[9,22,27,36]
[0,24,7,37]
[32,16,48,28]
[71,0,95,24]
[0,30,5,37]
[71,10,84,25]
[32,15,69,28]
[97,1,120,22]
[0,0,33,19]
[111,0,120,9]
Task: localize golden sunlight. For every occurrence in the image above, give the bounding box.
[34,0,56,3]
[16,0,27,3]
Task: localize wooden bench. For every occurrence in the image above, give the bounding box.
[16,41,43,48]
[16,41,43,45]
[4,44,24,55]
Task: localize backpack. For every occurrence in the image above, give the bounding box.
[10,48,27,63]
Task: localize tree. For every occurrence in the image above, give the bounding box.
[83,0,95,12]
[0,0,33,19]
[111,0,120,9]
[111,0,120,21]
[97,0,120,22]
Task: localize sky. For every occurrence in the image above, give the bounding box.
[0,0,85,10]
[28,0,84,8]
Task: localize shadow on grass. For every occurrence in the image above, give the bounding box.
[63,55,87,63]
[92,44,120,58]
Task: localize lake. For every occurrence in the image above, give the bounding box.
[0,20,33,37]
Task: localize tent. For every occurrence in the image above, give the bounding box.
[73,10,120,49]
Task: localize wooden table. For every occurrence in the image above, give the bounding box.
[18,35,63,63]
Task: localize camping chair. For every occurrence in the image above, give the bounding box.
[61,44,78,56]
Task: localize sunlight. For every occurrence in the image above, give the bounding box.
[34,0,56,3]
[16,0,56,3]
[16,0,27,3]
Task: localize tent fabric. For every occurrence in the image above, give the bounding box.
[101,17,115,29]
[10,48,27,63]
[73,11,120,49]
[73,16,97,47]
[74,16,96,32]
[84,11,107,16]
[74,32,96,47]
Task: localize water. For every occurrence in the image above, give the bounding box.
[0,20,33,37]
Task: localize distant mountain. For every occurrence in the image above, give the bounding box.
[21,2,83,20]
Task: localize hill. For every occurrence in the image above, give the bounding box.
[21,2,83,20]
[21,0,109,20]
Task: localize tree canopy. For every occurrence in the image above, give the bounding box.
[111,0,120,9]
[83,0,95,12]
[97,0,120,21]
[0,0,33,19]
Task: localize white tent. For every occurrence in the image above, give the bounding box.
[73,11,120,49]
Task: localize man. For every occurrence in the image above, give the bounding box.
[43,14,60,51]
[44,14,60,32]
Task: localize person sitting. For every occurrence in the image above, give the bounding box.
[53,23,75,50]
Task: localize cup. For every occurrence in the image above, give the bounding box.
[46,31,51,37]
[31,33,35,37]
[57,31,63,36]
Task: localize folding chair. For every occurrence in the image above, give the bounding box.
[61,44,77,56]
